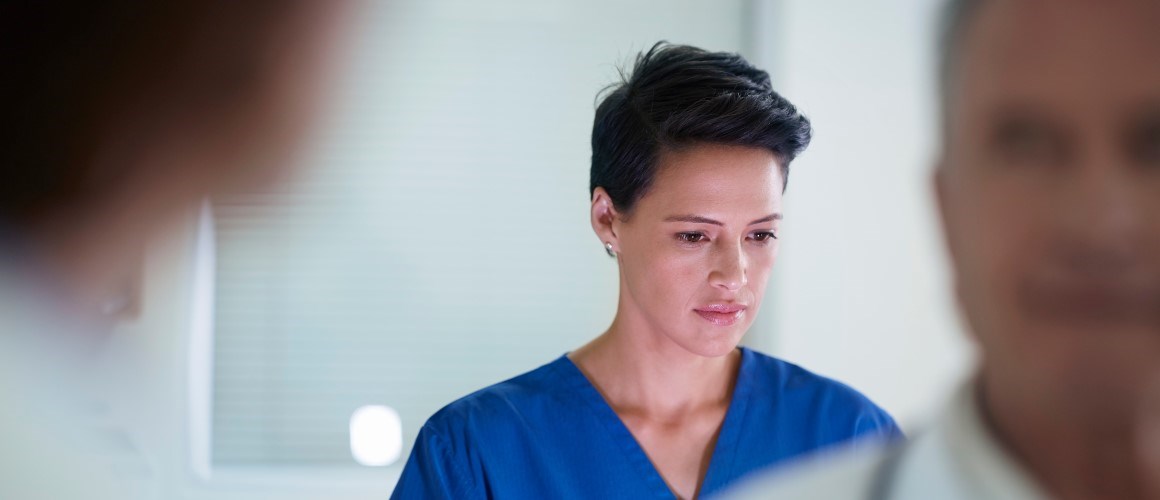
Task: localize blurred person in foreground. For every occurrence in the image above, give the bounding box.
[0,1,355,498]
[391,42,901,500]
[723,0,1160,499]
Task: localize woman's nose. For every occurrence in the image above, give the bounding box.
[710,245,748,291]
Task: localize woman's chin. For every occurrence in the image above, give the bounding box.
[676,329,746,358]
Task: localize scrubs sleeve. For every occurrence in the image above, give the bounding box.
[390,422,482,500]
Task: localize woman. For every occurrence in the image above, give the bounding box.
[392,42,901,500]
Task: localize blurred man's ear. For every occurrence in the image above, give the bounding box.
[933,161,955,264]
[105,251,143,322]
[934,160,977,340]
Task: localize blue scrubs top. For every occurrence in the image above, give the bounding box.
[391,347,901,499]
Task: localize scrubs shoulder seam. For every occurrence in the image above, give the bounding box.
[426,422,485,499]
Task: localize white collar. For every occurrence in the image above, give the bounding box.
[890,382,1049,500]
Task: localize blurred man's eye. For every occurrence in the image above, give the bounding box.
[990,115,1067,167]
[1126,113,1160,166]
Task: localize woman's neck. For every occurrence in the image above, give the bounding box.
[569,309,740,419]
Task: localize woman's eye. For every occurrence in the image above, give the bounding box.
[676,232,706,243]
[751,231,778,242]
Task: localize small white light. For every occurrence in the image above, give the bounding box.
[349,405,403,467]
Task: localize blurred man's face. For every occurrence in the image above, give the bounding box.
[940,0,1160,415]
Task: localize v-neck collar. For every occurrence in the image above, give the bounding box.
[552,347,756,499]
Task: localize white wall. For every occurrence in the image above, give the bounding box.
[754,0,974,429]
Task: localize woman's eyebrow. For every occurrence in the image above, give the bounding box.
[664,214,722,225]
[662,213,782,225]
[749,213,782,225]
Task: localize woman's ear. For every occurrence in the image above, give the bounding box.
[590,187,620,254]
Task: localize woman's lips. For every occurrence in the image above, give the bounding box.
[694,304,747,326]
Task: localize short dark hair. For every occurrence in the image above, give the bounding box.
[589,42,812,214]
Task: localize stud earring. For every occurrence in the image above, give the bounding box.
[604,242,616,258]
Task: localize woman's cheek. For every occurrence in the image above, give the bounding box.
[748,248,777,288]
[650,251,705,296]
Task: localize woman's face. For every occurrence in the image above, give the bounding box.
[594,144,784,358]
